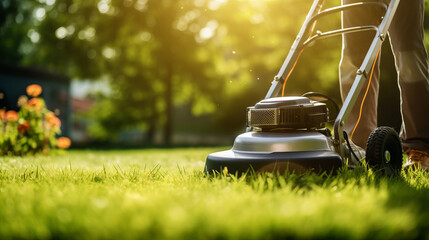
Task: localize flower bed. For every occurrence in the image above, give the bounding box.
[0,84,71,155]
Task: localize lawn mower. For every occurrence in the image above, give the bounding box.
[205,0,403,175]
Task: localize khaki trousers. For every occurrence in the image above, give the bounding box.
[340,0,429,152]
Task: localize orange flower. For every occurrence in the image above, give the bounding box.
[57,137,71,149]
[46,113,61,128]
[18,121,30,133]
[26,84,42,97]
[46,112,55,121]
[27,98,42,110]
[5,110,19,122]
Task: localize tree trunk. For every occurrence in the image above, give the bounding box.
[144,111,156,145]
[163,71,173,145]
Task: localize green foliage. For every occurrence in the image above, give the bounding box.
[0,0,40,63]
[0,85,68,155]
[32,0,227,143]
[0,148,428,239]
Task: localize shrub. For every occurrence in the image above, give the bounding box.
[0,84,71,155]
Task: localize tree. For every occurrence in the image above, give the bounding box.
[25,0,224,144]
[0,0,40,63]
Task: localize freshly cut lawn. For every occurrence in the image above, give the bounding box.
[1,148,428,240]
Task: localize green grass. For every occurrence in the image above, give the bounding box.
[1,148,428,240]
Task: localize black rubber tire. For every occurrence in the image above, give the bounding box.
[366,126,403,175]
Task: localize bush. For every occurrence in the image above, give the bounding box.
[0,84,71,155]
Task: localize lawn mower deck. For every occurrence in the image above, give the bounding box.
[205,132,343,174]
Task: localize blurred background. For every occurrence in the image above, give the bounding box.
[1,0,424,147]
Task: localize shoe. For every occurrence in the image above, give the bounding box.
[345,140,366,166]
[403,149,429,170]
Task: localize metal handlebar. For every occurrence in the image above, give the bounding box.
[264,0,401,161]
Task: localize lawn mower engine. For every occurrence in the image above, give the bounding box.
[205,96,344,174]
[247,96,328,130]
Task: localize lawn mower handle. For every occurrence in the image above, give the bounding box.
[264,0,400,157]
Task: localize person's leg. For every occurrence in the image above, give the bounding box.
[389,0,429,153]
[339,0,383,149]
[388,0,429,168]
